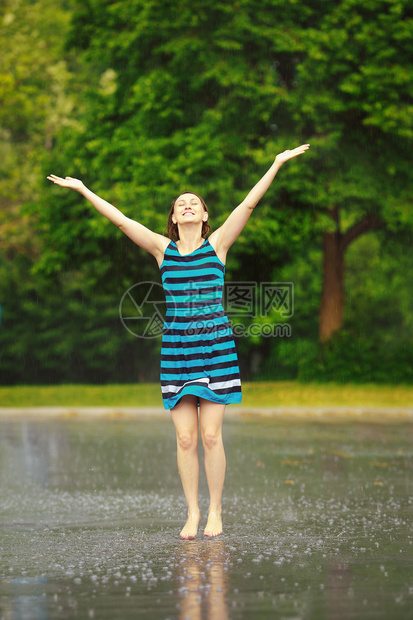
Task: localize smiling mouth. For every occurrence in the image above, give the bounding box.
[183,211,194,216]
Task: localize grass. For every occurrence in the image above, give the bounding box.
[0,382,413,408]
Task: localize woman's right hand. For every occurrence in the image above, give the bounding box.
[46,175,85,192]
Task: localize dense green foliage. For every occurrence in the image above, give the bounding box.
[1,0,412,385]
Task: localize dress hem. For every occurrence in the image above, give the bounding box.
[162,385,242,411]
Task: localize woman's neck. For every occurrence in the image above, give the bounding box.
[176,227,204,253]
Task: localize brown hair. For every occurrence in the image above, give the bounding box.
[165,191,211,241]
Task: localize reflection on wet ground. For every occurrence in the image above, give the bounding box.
[0,416,412,619]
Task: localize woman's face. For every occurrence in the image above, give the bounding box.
[172,193,208,227]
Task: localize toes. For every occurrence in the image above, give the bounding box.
[204,527,223,538]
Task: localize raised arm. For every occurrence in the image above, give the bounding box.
[210,144,310,260]
[47,175,169,265]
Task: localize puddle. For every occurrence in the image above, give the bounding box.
[0,416,412,618]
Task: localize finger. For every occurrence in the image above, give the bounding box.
[47,174,64,181]
[293,145,310,155]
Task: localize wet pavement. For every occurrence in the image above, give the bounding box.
[0,415,412,619]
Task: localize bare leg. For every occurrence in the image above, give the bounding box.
[199,399,226,537]
[171,395,201,539]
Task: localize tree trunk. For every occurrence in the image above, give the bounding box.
[319,231,345,342]
[318,210,384,343]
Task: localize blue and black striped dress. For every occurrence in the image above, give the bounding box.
[159,238,242,410]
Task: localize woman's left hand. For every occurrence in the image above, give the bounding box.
[275,144,310,164]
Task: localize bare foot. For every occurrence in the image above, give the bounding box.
[180,511,201,539]
[204,509,223,537]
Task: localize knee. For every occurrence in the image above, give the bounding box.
[176,432,198,452]
[202,430,221,451]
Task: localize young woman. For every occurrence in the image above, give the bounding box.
[47,143,310,539]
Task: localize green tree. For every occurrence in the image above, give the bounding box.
[0,0,80,258]
[29,0,317,383]
[34,0,313,284]
[36,0,413,333]
[14,0,413,383]
[285,0,413,341]
[0,0,125,385]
